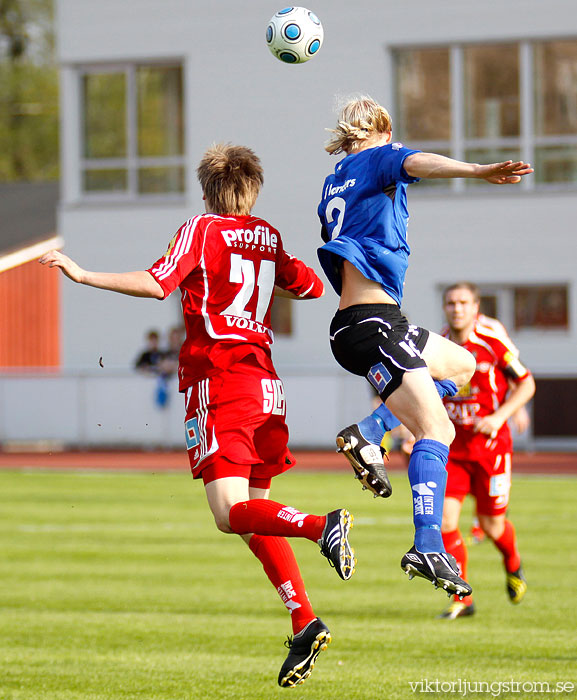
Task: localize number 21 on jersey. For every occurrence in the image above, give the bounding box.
[221,253,275,322]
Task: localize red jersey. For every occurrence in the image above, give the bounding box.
[147,214,324,391]
[442,321,530,460]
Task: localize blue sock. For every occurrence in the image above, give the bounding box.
[357,403,401,445]
[358,383,456,446]
[434,379,458,399]
[408,439,449,552]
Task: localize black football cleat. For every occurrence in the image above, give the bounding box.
[318,508,356,581]
[506,565,527,604]
[401,545,472,598]
[278,618,331,688]
[336,424,392,498]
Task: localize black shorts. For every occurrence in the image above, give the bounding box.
[330,304,429,400]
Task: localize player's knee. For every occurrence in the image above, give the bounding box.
[456,349,476,387]
[481,518,505,540]
[413,409,455,445]
[215,520,235,534]
[444,418,456,445]
[213,510,235,534]
[429,412,455,445]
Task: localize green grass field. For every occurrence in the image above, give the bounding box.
[0,467,576,700]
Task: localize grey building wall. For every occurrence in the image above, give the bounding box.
[50,0,577,446]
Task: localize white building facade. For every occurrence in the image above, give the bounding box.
[6,0,575,449]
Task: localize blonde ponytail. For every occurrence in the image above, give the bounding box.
[325,95,392,155]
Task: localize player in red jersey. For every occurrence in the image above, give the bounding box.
[39,144,356,688]
[438,282,536,619]
[441,314,531,546]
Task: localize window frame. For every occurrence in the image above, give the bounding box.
[391,37,577,193]
[77,59,186,202]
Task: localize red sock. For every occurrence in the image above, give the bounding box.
[249,534,315,635]
[443,529,472,605]
[492,519,521,573]
[229,499,325,542]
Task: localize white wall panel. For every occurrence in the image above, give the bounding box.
[48,0,577,449]
[0,372,374,450]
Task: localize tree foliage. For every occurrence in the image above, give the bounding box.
[0,0,58,181]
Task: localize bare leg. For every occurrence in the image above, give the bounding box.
[477,512,506,540]
[422,331,475,389]
[385,368,454,444]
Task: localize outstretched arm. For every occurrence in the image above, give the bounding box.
[403,152,533,184]
[38,250,164,299]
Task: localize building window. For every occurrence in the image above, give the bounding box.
[394,39,577,189]
[479,294,498,319]
[441,283,570,334]
[464,44,520,141]
[395,48,451,189]
[514,285,569,330]
[80,62,185,198]
[396,48,451,144]
[534,40,577,184]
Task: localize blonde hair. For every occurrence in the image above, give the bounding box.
[197,143,264,215]
[325,95,392,155]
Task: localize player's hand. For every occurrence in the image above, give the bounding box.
[478,160,534,185]
[474,414,505,437]
[38,249,85,283]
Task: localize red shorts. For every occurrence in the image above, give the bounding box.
[183,360,295,485]
[445,452,512,516]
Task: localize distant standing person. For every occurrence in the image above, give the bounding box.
[317,94,533,598]
[439,282,535,619]
[134,329,163,374]
[159,325,185,378]
[40,143,355,688]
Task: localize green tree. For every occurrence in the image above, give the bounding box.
[0,0,58,181]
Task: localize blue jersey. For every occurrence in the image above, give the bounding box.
[317,142,420,305]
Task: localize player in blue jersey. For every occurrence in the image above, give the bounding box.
[318,95,533,597]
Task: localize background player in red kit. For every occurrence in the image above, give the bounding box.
[449,314,532,546]
[439,282,536,619]
[39,144,356,688]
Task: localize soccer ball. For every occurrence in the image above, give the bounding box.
[266,7,323,64]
